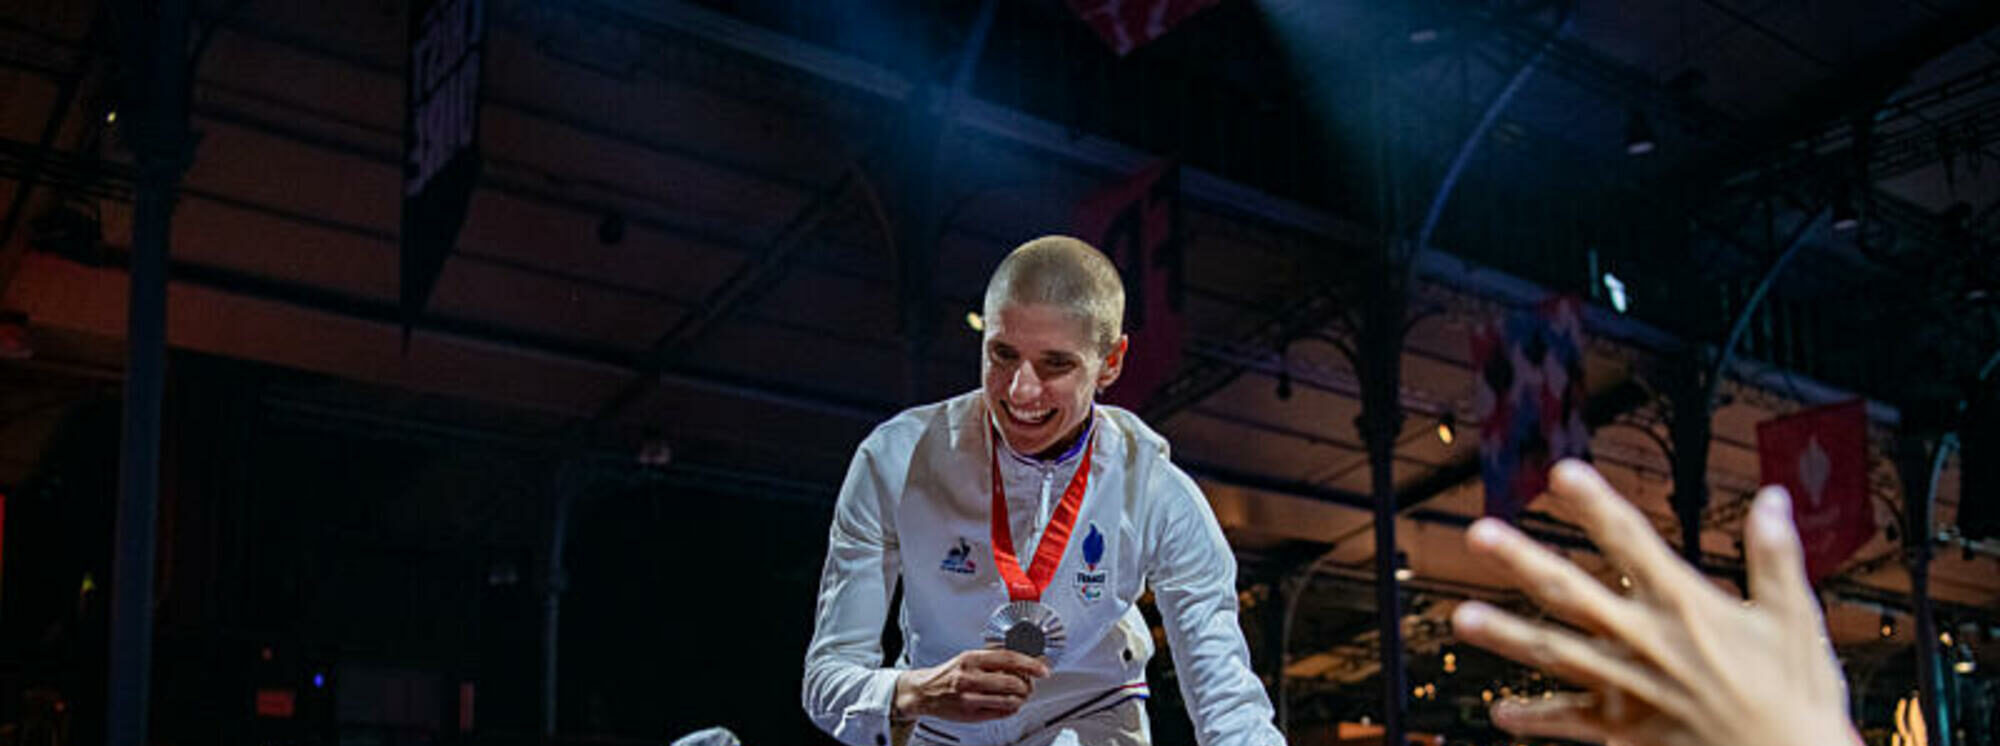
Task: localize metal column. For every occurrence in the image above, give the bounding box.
[1896,432,1954,746]
[106,0,191,743]
[1355,276,1409,746]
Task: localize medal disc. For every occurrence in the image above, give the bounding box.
[1004,620,1046,658]
[983,600,1067,663]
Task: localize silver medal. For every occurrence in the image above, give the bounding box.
[983,600,1067,663]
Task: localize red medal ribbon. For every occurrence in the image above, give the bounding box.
[989,428,1095,602]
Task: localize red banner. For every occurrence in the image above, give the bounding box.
[1075,161,1183,413]
[1066,0,1226,56]
[1757,400,1874,582]
[1472,297,1590,519]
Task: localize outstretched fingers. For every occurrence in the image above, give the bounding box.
[1466,517,1647,644]
[1453,601,1696,722]
[1743,486,1819,628]
[1547,460,1711,606]
[1489,692,1612,743]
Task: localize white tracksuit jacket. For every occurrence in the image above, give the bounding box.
[802,391,1283,746]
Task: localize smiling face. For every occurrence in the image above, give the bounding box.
[982,302,1126,458]
[978,236,1129,458]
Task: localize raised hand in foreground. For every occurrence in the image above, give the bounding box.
[1452,460,1862,746]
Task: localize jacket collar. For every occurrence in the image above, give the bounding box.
[993,410,1096,468]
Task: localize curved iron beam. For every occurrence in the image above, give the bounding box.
[1414,11,1573,251]
[1705,206,1829,405]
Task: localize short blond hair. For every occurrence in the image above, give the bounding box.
[982,235,1125,353]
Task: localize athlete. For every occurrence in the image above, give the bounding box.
[802,236,1284,746]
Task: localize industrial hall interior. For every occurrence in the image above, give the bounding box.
[0,0,1998,745]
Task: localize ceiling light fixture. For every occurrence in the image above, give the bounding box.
[1625,109,1656,156]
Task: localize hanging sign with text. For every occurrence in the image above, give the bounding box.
[401,0,486,339]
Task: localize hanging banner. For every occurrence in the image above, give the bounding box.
[402,0,487,342]
[1065,0,1227,56]
[1075,160,1183,414]
[1472,296,1590,519]
[1757,399,1873,582]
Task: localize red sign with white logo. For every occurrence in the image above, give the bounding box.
[1757,400,1874,581]
[1066,0,1226,56]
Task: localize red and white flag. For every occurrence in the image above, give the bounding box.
[1066,0,1226,56]
[1756,400,1874,582]
[1471,297,1591,519]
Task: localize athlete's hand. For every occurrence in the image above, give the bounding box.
[893,649,1050,722]
[1452,460,1862,746]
